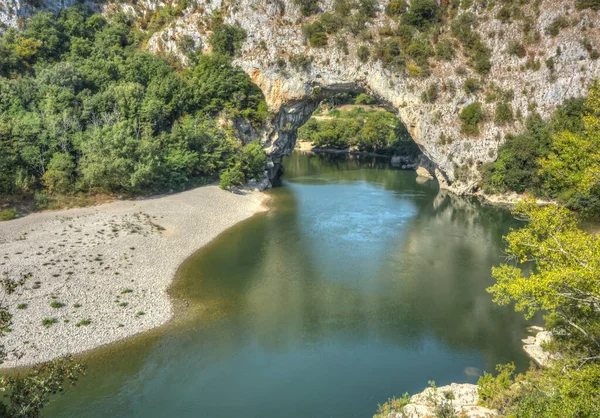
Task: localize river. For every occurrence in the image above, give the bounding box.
[46,152,531,418]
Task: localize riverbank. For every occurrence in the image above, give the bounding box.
[0,185,268,369]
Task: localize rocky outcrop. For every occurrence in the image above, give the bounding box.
[522,326,557,368]
[398,383,497,418]
[2,0,599,193]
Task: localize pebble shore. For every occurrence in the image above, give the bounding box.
[0,186,268,368]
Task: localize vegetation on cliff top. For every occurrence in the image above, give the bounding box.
[0,6,267,210]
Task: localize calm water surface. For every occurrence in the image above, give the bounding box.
[47,152,531,418]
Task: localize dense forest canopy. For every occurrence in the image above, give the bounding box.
[0,6,268,209]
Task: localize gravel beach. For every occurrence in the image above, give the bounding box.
[0,186,268,368]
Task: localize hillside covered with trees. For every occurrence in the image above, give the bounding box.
[0,6,267,212]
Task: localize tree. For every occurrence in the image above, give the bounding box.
[459,102,485,135]
[479,201,600,417]
[488,200,600,355]
[208,23,247,57]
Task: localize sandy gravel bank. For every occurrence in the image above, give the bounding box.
[0,186,267,368]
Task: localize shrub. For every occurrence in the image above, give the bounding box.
[577,0,600,10]
[358,0,378,17]
[435,39,455,61]
[290,54,313,71]
[463,77,480,94]
[385,0,408,16]
[421,83,439,103]
[355,93,377,105]
[208,23,247,56]
[0,208,18,221]
[545,16,569,37]
[494,102,514,126]
[406,38,433,67]
[319,12,343,34]
[303,21,328,47]
[294,0,320,16]
[75,319,91,327]
[42,318,58,328]
[508,40,526,57]
[357,45,370,63]
[375,38,405,71]
[240,141,267,181]
[219,163,245,190]
[459,102,485,135]
[402,0,439,29]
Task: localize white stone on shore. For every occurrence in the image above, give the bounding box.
[522,329,555,368]
[0,185,267,368]
[398,383,497,418]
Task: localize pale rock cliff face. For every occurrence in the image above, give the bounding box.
[2,0,600,193]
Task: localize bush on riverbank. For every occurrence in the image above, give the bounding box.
[0,6,267,206]
[480,85,599,217]
[298,106,420,157]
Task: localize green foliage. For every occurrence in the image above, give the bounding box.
[373,393,411,418]
[294,0,320,16]
[480,115,551,193]
[577,0,600,10]
[0,7,267,202]
[402,0,439,29]
[219,163,245,190]
[298,106,420,156]
[0,208,17,221]
[239,141,267,181]
[480,86,599,216]
[435,39,455,61]
[374,38,405,71]
[421,83,439,103]
[508,40,526,58]
[208,23,247,56]
[385,0,408,16]
[459,102,485,135]
[0,357,85,418]
[490,201,600,350]
[494,102,514,126]
[290,54,313,71]
[451,12,492,75]
[357,45,370,63]
[463,77,480,94]
[303,21,328,47]
[354,93,377,105]
[545,16,569,37]
[480,202,600,417]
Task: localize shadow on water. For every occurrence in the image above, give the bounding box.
[45,152,532,418]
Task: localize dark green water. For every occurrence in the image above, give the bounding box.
[47,152,531,418]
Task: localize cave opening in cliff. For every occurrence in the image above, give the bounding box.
[268,87,427,186]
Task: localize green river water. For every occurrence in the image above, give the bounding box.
[46,152,532,418]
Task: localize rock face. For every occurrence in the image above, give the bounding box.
[399,383,497,418]
[1,0,599,193]
[522,326,556,368]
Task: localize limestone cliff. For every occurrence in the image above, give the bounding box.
[2,0,599,193]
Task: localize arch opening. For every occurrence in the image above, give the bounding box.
[260,84,435,186]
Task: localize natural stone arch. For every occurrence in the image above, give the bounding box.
[251,81,435,184]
